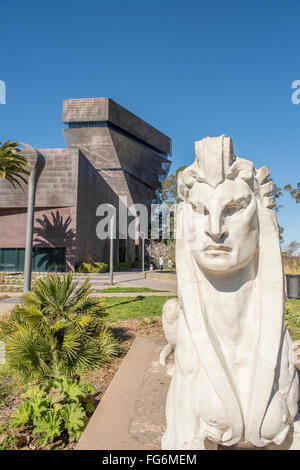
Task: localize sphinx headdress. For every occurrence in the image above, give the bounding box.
[177,135,276,210]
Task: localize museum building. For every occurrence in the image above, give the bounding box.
[0,98,171,272]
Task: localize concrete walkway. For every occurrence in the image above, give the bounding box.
[0,272,177,315]
[76,337,171,450]
[0,296,22,315]
[75,271,177,293]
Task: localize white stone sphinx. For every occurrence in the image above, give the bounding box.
[161,135,300,450]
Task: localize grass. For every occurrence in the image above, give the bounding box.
[103,295,176,323]
[103,295,300,336]
[285,298,300,341]
[99,287,169,293]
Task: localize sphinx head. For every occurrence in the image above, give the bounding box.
[178,135,275,275]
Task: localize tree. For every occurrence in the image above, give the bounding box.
[151,166,187,241]
[284,183,300,203]
[268,182,284,243]
[270,183,283,213]
[160,165,187,205]
[282,240,300,273]
[0,140,29,188]
[146,240,174,267]
[284,240,300,258]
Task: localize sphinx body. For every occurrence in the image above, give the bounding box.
[161,135,300,450]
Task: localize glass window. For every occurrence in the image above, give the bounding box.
[0,248,66,272]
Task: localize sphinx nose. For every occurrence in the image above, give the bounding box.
[205,215,227,242]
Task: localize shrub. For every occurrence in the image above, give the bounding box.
[94,262,109,273]
[113,262,132,271]
[0,274,119,379]
[8,378,95,447]
[77,261,134,272]
[76,262,109,273]
[285,302,300,341]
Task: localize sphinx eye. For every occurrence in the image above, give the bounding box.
[223,198,249,216]
[190,203,208,215]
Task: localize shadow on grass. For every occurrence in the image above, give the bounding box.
[104,295,145,309]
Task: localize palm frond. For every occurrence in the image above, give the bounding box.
[0,273,119,379]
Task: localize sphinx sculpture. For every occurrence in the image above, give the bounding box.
[161,135,300,450]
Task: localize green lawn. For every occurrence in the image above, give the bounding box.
[103,295,176,323]
[99,287,169,293]
[102,296,300,339]
[285,298,300,341]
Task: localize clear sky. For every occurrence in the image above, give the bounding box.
[0,0,299,244]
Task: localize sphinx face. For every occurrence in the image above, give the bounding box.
[186,178,259,274]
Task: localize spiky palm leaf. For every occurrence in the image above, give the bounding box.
[0,140,29,188]
[0,274,119,379]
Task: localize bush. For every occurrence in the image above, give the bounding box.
[113,262,132,271]
[77,261,137,272]
[76,262,109,273]
[7,378,95,447]
[0,274,119,380]
[285,302,300,341]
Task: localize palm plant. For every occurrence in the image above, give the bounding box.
[0,274,119,379]
[0,140,29,188]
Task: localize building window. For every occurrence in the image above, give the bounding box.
[0,248,66,272]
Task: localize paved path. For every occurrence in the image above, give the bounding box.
[0,272,177,310]
[76,337,170,450]
[75,271,177,293]
[0,296,22,315]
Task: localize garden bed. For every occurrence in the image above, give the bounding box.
[1,295,299,450]
[0,316,164,450]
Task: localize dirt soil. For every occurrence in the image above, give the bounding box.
[81,317,164,405]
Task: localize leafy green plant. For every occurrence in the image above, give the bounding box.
[8,378,95,447]
[77,262,109,273]
[76,261,135,273]
[0,273,119,379]
[285,301,300,341]
[0,433,15,450]
[32,409,62,446]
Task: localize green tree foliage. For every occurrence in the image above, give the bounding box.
[160,165,187,205]
[0,141,29,188]
[284,182,300,203]
[152,166,187,241]
[269,183,284,242]
[0,274,119,379]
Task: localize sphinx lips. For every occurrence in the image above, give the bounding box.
[204,245,232,252]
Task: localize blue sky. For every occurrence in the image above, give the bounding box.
[0,0,299,244]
